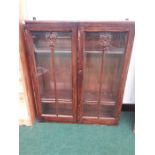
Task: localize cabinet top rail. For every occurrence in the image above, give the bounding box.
[25,20,135,25]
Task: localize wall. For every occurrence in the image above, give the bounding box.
[19,0,35,125]
[24,0,135,104]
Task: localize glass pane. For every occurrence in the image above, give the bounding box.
[32,32,72,116]
[83,32,127,118]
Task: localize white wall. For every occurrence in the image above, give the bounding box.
[25,0,135,104]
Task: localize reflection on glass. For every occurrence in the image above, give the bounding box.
[83,32,127,118]
[32,32,72,116]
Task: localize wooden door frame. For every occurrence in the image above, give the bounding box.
[24,21,134,125]
[77,22,135,125]
[24,22,78,123]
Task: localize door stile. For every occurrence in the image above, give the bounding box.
[71,24,78,122]
[114,25,135,121]
[77,27,85,122]
[25,29,43,118]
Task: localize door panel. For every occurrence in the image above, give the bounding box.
[78,27,128,122]
[32,31,73,117]
[25,23,78,122]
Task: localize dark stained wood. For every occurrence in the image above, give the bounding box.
[78,22,134,125]
[24,21,134,125]
[80,118,118,125]
[25,30,43,118]
[25,21,75,31]
[97,51,105,118]
[72,24,78,122]
[40,115,74,123]
[77,27,85,122]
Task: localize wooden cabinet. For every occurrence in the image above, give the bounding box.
[25,21,134,125]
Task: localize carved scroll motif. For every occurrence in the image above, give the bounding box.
[47,32,57,48]
[46,32,58,115]
[99,33,112,50]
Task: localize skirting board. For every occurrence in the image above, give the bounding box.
[122,103,135,111]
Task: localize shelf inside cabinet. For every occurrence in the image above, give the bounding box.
[34,48,71,54]
[85,47,124,55]
[42,102,73,116]
[83,104,115,118]
[41,89,72,102]
[84,92,116,105]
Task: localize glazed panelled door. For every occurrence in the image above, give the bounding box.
[26,24,77,122]
[25,22,134,124]
[78,24,129,124]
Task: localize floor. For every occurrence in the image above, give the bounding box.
[19,112,135,155]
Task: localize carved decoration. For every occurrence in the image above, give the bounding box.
[99,33,112,50]
[47,32,57,48]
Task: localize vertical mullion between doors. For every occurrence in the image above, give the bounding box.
[77,26,85,122]
[72,24,78,122]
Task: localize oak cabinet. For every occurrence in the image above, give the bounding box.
[25,21,134,125]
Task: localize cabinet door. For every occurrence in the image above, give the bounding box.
[78,23,134,124]
[25,23,77,122]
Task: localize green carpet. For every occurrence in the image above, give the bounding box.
[19,112,135,155]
